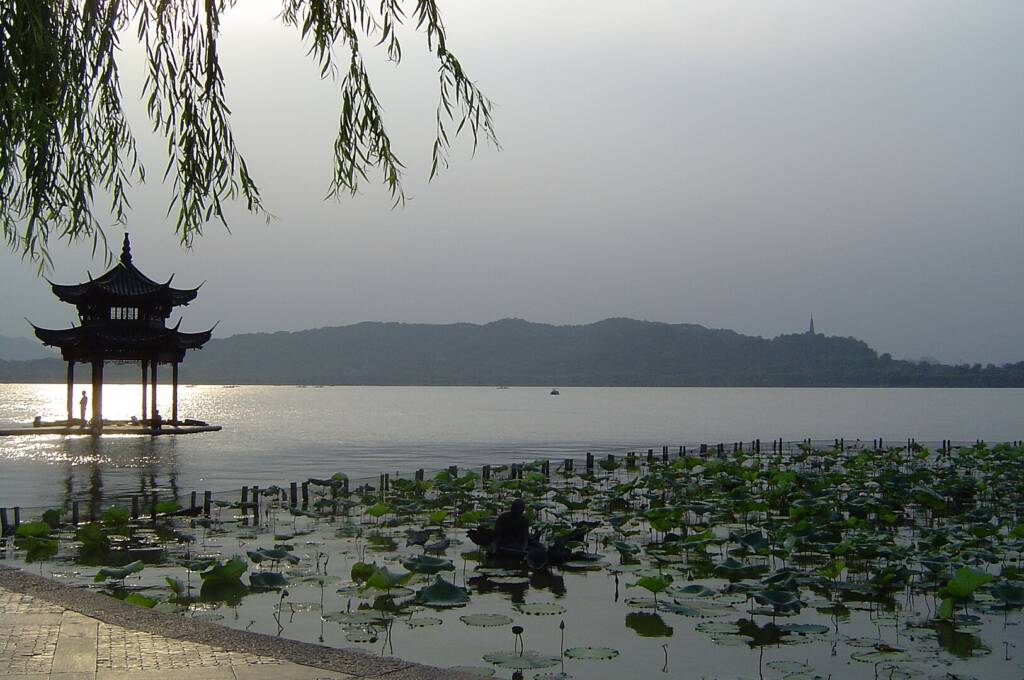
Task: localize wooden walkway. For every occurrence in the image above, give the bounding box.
[0,424,221,437]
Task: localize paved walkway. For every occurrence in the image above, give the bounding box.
[0,586,348,679]
[0,568,469,680]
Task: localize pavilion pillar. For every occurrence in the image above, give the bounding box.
[141,360,148,422]
[66,360,75,423]
[171,362,179,424]
[91,360,103,431]
[150,361,158,421]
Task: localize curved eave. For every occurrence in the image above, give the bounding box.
[177,328,213,350]
[31,325,83,349]
[48,263,200,305]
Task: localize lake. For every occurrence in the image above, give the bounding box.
[1,384,1022,510]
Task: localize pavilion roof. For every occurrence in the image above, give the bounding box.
[48,233,200,306]
[32,322,213,362]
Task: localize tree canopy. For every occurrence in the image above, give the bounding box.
[0,0,496,267]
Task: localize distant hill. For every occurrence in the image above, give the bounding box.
[0,335,55,361]
[1,318,1022,386]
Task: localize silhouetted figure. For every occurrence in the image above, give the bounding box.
[79,391,88,425]
[152,409,163,431]
[493,498,530,553]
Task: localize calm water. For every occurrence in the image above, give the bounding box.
[1,384,1022,509]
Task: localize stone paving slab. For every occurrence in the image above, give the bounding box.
[0,565,479,679]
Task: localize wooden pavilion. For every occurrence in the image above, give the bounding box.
[31,234,213,432]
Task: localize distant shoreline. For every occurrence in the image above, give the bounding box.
[4,318,1023,387]
[2,380,1024,389]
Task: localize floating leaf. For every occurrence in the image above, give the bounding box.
[482,650,560,670]
[460,614,513,627]
[406,617,443,628]
[364,566,413,591]
[15,521,51,539]
[249,571,289,590]
[990,581,1024,607]
[448,666,495,677]
[780,623,830,635]
[199,557,247,586]
[351,562,377,582]
[94,560,145,582]
[515,602,566,616]
[416,575,471,608]
[402,554,455,574]
[942,567,995,599]
[564,646,619,660]
[626,612,673,637]
[851,645,909,663]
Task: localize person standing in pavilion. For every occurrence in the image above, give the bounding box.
[79,390,88,425]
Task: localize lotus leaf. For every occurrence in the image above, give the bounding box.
[345,629,378,643]
[515,602,566,616]
[629,574,673,596]
[481,650,560,670]
[14,521,51,539]
[752,590,804,612]
[851,645,908,663]
[564,646,619,660]
[942,567,995,599]
[247,547,301,565]
[667,584,715,598]
[366,502,392,518]
[990,581,1024,607]
[415,575,470,607]
[626,611,674,637]
[364,566,413,591]
[779,623,829,634]
[448,666,495,677]
[200,556,247,585]
[460,613,513,627]
[249,571,289,590]
[165,576,186,598]
[406,617,444,628]
[94,560,145,582]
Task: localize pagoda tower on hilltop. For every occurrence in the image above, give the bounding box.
[31,234,212,431]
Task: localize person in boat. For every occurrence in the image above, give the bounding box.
[492,498,531,554]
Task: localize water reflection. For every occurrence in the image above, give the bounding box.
[42,435,184,514]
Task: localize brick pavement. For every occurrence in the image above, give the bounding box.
[0,586,349,679]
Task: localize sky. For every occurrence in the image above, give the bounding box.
[2,0,1022,364]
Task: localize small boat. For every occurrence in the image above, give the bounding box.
[497,385,509,390]
[550,388,560,395]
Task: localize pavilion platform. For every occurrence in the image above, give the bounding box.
[0,420,221,437]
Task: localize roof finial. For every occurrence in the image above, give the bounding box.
[121,232,132,264]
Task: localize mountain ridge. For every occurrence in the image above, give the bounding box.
[1,318,1021,387]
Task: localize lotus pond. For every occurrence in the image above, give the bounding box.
[2,441,1024,679]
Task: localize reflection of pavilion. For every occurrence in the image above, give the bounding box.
[31,234,213,432]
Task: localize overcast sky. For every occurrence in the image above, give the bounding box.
[2,1,1021,364]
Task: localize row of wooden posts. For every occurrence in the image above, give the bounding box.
[0,490,214,537]
[3,438,1015,537]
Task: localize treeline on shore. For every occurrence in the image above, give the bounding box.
[2,318,1023,387]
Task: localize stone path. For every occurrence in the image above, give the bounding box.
[0,567,472,680]
[0,586,347,679]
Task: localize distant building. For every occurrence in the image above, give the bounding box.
[808,314,816,336]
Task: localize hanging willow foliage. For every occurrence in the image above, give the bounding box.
[0,0,497,268]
